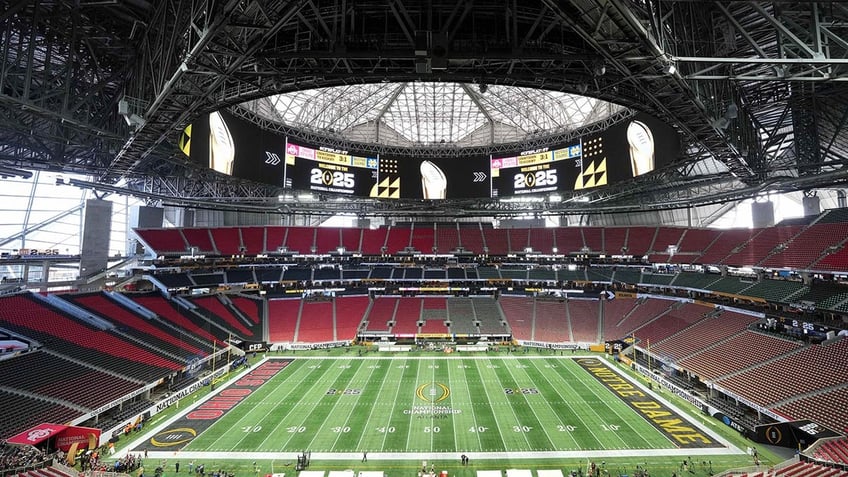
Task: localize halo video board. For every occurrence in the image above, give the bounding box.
[490,113,679,197]
[180,110,679,199]
[179,110,285,186]
[284,141,379,196]
[373,156,491,200]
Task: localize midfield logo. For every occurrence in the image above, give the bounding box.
[416,382,451,403]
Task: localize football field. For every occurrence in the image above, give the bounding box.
[140,356,734,458]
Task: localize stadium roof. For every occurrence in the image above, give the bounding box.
[243,83,624,147]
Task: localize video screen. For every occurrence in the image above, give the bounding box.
[179,110,285,186]
[180,109,679,197]
[374,156,491,200]
[284,140,379,196]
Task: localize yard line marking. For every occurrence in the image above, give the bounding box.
[354,358,398,452]
[404,357,423,452]
[501,357,559,450]
[276,358,351,450]
[328,359,379,451]
[527,357,600,449]
[304,358,365,452]
[480,357,532,451]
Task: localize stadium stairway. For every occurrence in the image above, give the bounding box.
[597,299,605,343]
[292,299,305,342]
[563,300,575,342]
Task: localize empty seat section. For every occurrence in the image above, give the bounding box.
[604,228,627,256]
[708,276,752,294]
[612,268,641,284]
[527,228,555,254]
[816,246,848,272]
[341,228,362,253]
[0,352,141,409]
[70,293,208,357]
[763,222,848,269]
[155,272,194,288]
[741,279,807,302]
[392,297,421,334]
[625,227,655,256]
[567,299,599,343]
[473,297,507,334]
[447,298,477,334]
[601,297,639,341]
[297,301,334,342]
[534,300,570,342]
[189,295,256,338]
[716,339,848,407]
[648,227,684,262]
[0,390,80,441]
[385,227,412,253]
[267,298,300,342]
[285,226,316,253]
[554,228,583,254]
[411,225,435,252]
[282,267,311,281]
[256,267,283,282]
[335,296,369,339]
[724,226,800,267]
[582,227,603,253]
[619,298,674,337]
[678,331,802,381]
[230,297,262,324]
[315,227,341,253]
[587,267,614,282]
[342,269,370,280]
[632,302,707,345]
[813,436,848,464]
[421,297,447,331]
[314,267,341,281]
[182,228,216,253]
[365,297,396,332]
[361,228,388,254]
[674,228,721,263]
[265,227,286,252]
[424,268,446,280]
[671,272,716,290]
[483,229,509,255]
[508,228,530,252]
[698,229,753,264]
[135,228,187,254]
[240,227,265,254]
[192,273,224,286]
[210,228,242,255]
[651,309,757,361]
[420,318,447,333]
[458,225,485,254]
[129,294,222,344]
[436,225,460,253]
[651,227,686,253]
[0,295,182,380]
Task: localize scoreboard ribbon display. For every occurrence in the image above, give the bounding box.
[285,141,378,196]
[491,143,583,196]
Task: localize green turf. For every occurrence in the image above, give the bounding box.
[186,357,685,453]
